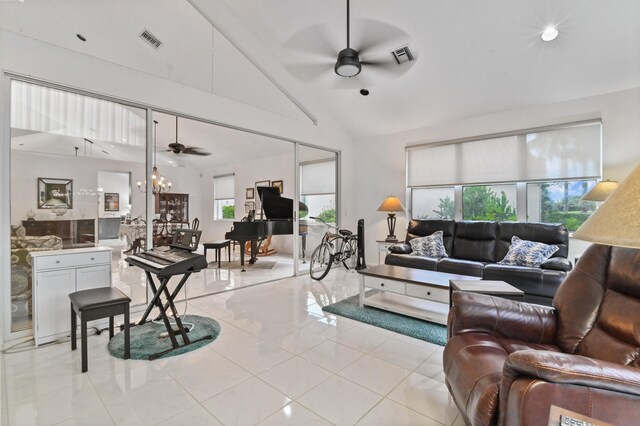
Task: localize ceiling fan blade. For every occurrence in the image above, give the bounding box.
[352,19,411,57]
[283,61,334,82]
[283,23,341,60]
[182,147,212,156]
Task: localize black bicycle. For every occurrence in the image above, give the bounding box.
[309,217,358,280]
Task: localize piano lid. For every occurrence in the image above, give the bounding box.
[257,186,308,220]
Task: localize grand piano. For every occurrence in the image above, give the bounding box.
[226,187,308,271]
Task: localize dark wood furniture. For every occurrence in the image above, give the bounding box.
[23,219,95,249]
[69,287,130,373]
[155,193,189,223]
[203,240,232,268]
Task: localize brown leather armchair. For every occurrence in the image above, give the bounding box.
[443,243,640,425]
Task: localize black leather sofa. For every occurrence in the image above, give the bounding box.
[385,220,571,306]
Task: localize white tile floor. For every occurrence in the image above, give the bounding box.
[1,268,462,426]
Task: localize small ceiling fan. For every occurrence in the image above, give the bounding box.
[167,116,212,156]
[282,0,416,88]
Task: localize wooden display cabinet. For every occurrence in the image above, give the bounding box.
[155,193,189,222]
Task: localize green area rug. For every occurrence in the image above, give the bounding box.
[322,294,447,346]
[108,314,221,360]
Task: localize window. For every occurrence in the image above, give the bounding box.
[214,174,235,220]
[406,121,602,225]
[527,180,597,231]
[411,187,455,219]
[463,184,517,221]
[301,160,336,224]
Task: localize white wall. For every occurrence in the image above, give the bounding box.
[353,87,640,264]
[97,171,131,218]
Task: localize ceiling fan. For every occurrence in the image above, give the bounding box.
[167,116,212,156]
[282,0,416,88]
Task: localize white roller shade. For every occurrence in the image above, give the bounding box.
[407,121,601,187]
[214,174,235,199]
[524,124,601,181]
[301,160,336,195]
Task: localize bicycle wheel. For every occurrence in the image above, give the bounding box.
[342,238,358,270]
[310,242,334,280]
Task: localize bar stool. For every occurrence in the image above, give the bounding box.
[69,287,131,373]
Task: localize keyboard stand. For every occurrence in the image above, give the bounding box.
[137,270,213,360]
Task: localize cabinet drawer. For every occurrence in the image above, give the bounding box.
[364,276,405,294]
[37,251,110,270]
[406,283,449,303]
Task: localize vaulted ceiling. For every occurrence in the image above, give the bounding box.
[2,0,639,141]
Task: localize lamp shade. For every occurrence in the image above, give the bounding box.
[581,179,619,202]
[377,196,405,212]
[573,165,640,248]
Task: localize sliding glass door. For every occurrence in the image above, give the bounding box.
[6,78,148,338]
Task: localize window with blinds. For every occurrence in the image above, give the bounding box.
[406,120,603,229]
[407,121,602,187]
[214,174,235,220]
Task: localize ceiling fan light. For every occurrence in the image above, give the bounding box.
[335,48,361,77]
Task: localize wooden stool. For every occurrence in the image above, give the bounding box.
[203,240,231,268]
[69,287,131,373]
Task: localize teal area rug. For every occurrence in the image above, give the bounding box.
[108,314,221,360]
[322,294,447,346]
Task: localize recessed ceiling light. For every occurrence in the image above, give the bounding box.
[76,34,87,42]
[360,89,370,96]
[541,26,558,42]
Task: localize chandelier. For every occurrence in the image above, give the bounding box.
[137,119,172,194]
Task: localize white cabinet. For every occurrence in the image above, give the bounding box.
[32,247,112,346]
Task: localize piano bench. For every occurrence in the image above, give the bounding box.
[69,287,131,373]
[203,240,231,268]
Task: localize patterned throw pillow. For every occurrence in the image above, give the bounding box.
[499,236,559,267]
[409,231,449,259]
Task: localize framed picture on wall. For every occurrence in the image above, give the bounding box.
[272,180,283,194]
[104,193,120,211]
[37,177,73,209]
[246,187,254,199]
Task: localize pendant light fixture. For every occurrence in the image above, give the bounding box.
[137,119,172,194]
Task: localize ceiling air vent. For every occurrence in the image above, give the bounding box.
[139,29,163,50]
[391,46,414,64]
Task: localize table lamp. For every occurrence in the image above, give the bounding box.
[580,179,619,202]
[377,196,405,242]
[573,165,640,248]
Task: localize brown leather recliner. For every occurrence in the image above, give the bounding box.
[443,244,640,426]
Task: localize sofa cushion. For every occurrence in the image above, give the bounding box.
[388,243,412,254]
[406,219,456,256]
[408,231,448,258]
[483,263,544,297]
[498,236,559,267]
[497,221,569,259]
[452,221,498,262]
[384,253,437,271]
[437,258,484,277]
